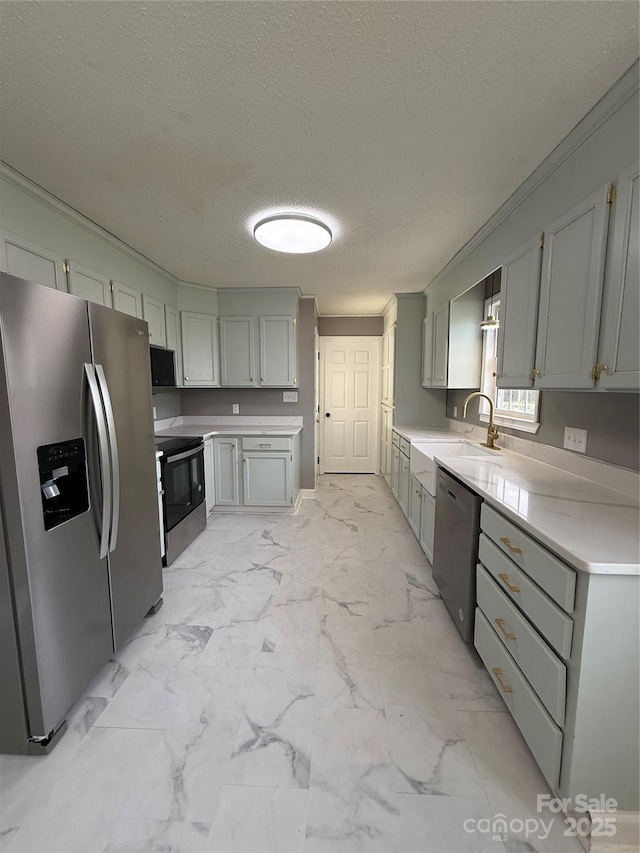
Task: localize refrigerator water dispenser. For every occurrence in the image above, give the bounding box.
[37,438,89,530]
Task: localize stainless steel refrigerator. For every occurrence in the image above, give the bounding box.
[0,271,163,754]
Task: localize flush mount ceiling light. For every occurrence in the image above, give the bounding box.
[253,214,332,254]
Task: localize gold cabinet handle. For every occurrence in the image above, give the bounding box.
[495,618,516,640]
[492,667,513,694]
[500,537,522,555]
[498,572,521,594]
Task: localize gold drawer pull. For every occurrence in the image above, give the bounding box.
[498,572,521,594]
[492,667,513,694]
[500,536,522,555]
[495,618,516,640]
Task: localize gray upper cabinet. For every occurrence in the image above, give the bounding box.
[496,235,543,389]
[142,294,166,347]
[260,315,296,386]
[181,311,220,386]
[421,314,433,387]
[0,230,66,291]
[534,183,610,389]
[432,302,449,387]
[381,324,395,405]
[165,305,183,385]
[220,316,256,386]
[66,261,112,306]
[598,162,640,390]
[112,280,143,318]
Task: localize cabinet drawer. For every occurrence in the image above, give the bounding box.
[241,436,292,451]
[481,504,576,612]
[475,608,563,789]
[477,566,566,725]
[399,436,411,458]
[479,535,573,659]
[392,430,400,448]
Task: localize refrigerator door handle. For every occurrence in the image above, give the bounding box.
[95,364,120,553]
[84,363,112,559]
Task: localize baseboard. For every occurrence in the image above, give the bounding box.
[299,488,317,499]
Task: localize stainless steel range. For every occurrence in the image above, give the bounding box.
[155,436,206,565]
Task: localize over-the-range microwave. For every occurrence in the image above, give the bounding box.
[149,344,176,387]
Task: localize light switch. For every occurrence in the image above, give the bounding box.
[283,391,298,403]
[563,427,587,454]
[232,404,240,414]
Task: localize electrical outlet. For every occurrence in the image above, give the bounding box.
[564,426,587,454]
[232,404,240,414]
[283,391,298,403]
[453,406,458,418]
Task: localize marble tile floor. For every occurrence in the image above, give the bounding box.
[0,475,583,853]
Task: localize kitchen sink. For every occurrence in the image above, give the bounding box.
[410,441,496,495]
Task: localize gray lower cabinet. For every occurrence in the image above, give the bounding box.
[476,502,639,810]
[204,437,215,513]
[408,475,422,536]
[398,451,410,517]
[213,434,299,509]
[213,437,240,506]
[391,445,400,498]
[419,487,436,563]
[243,451,292,506]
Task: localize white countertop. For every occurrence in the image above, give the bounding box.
[393,425,461,443]
[434,449,639,575]
[155,423,302,440]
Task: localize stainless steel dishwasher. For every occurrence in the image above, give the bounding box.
[432,468,481,642]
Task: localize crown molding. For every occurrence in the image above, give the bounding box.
[0,160,181,286]
[424,59,639,295]
[178,280,218,293]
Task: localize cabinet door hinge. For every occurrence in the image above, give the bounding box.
[607,185,616,206]
[63,261,70,274]
[529,367,539,380]
[109,282,114,293]
[293,318,297,326]
[317,456,320,464]
[592,362,608,380]
[539,235,544,249]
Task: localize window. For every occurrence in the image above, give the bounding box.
[479,296,540,432]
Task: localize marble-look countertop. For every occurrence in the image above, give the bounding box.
[155,423,302,440]
[392,425,460,443]
[434,450,639,575]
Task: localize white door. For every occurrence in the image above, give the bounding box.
[320,337,380,474]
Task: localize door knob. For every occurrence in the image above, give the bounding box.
[325,412,331,418]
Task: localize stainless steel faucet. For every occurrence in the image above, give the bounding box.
[461,392,499,449]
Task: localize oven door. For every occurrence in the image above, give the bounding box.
[162,444,205,532]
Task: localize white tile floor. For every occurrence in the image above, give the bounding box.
[0,475,584,853]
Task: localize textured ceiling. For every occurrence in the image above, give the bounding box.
[0,2,637,314]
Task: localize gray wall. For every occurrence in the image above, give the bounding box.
[318,316,383,336]
[181,297,318,490]
[152,389,181,421]
[446,389,640,471]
